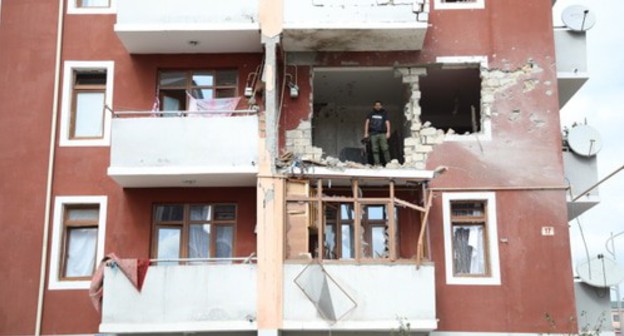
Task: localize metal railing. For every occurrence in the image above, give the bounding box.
[149,253,257,265]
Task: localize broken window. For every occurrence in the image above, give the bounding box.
[420,67,482,135]
[450,201,488,276]
[158,70,238,111]
[285,179,432,263]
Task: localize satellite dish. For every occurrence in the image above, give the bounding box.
[567,125,602,157]
[577,256,624,287]
[562,5,596,32]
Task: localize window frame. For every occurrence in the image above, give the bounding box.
[60,61,114,147]
[151,203,237,263]
[434,0,485,10]
[157,69,239,112]
[67,0,117,15]
[49,196,107,290]
[60,204,100,280]
[442,192,501,285]
[70,72,107,140]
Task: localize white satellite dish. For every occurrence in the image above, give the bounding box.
[577,256,624,287]
[567,125,602,157]
[562,5,596,32]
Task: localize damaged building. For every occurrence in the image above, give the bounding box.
[0,0,602,335]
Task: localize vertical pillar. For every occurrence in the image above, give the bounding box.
[257,0,284,330]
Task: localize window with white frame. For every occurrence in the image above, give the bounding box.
[49,196,107,290]
[434,0,484,10]
[60,61,114,147]
[67,0,116,14]
[442,192,500,285]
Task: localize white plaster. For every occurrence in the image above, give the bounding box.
[436,55,489,69]
[258,330,280,336]
[303,167,434,181]
[67,0,117,15]
[100,321,257,333]
[283,264,437,329]
[114,0,260,53]
[431,333,584,336]
[282,0,428,51]
[100,264,257,333]
[48,196,107,290]
[433,0,485,10]
[59,61,114,147]
[442,192,501,286]
[108,115,258,187]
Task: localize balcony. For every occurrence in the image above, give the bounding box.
[114,0,261,54]
[554,28,589,108]
[282,0,430,52]
[100,263,257,333]
[283,263,437,331]
[563,150,599,220]
[107,113,259,188]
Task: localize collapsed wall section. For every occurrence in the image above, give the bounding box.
[282,63,539,169]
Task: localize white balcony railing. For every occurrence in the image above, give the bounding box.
[100,262,257,333]
[282,0,430,51]
[554,28,589,108]
[115,0,261,54]
[108,111,259,188]
[283,263,437,331]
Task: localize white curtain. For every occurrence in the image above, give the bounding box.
[74,92,105,137]
[189,224,210,258]
[65,228,97,277]
[215,226,234,258]
[453,226,485,274]
[80,0,109,7]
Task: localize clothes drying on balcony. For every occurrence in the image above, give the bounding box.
[187,94,242,117]
[89,253,150,312]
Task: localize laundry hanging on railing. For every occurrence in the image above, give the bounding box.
[187,93,242,117]
[89,253,150,313]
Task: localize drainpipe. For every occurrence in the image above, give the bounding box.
[35,0,65,333]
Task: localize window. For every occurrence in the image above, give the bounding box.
[442,192,500,285]
[49,196,107,290]
[76,0,110,8]
[434,0,484,10]
[158,70,238,111]
[68,0,116,14]
[152,204,236,263]
[61,205,99,278]
[320,203,397,260]
[60,61,114,147]
[71,72,106,139]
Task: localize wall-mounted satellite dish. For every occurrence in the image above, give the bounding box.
[577,256,624,287]
[567,125,602,157]
[562,5,596,32]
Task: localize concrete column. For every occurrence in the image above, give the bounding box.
[257,28,284,332]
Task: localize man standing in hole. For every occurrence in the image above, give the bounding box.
[364,100,391,166]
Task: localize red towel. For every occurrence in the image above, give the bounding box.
[88,253,150,313]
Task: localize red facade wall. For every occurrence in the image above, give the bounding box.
[0,0,59,334]
[0,0,575,334]
[277,0,575,333]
